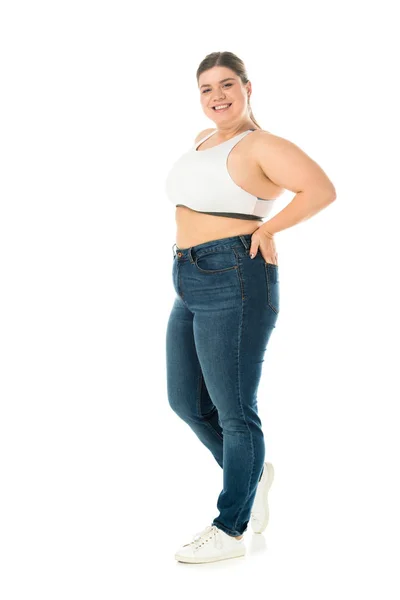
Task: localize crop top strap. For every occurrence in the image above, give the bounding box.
[193,130,217,149]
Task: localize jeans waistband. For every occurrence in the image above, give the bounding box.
[172,234,252,260]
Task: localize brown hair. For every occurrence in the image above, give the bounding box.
[196,51,262,130]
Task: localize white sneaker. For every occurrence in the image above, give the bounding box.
[174,524,246,563]
[251,462,275,533]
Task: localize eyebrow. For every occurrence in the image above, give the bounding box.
[199,78,236,89]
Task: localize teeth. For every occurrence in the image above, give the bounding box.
[214,104,230,110]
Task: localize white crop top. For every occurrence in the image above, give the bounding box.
[165,128,276,221]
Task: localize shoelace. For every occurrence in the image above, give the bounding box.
[190,525,224,551]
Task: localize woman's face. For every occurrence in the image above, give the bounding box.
[198,66,251,125]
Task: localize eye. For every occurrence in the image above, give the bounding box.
[201,83,233,94]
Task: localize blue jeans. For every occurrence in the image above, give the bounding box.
[166,234,280,537]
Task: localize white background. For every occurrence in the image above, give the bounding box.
[1,0,399,598]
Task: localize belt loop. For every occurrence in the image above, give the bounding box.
[188,247,195,264]
[239,235,249,251]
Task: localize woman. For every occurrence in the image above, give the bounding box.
[165,51,336,564]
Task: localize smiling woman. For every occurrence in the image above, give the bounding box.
[165,50,336,565]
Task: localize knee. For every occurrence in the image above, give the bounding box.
[219,416,249,434]
[167,395,191,420]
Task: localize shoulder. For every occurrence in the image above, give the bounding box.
[250,129,301,153]
[194,128,216,144]
[250,128,279,145]
[245,128,284,162]
[250,129,303,164]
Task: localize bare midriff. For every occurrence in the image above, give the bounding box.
[174,128,284,249]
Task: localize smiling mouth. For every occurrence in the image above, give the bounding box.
[212,103,232,111]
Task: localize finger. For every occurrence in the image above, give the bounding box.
[249,242,259,259]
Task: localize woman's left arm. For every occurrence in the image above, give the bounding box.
[248,132,337,261]
[254,132,337,237]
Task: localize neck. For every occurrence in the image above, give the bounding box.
[215,122,257,138]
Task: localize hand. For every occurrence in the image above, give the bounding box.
[249,227,278,265]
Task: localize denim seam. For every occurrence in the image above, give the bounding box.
[203,420,224,443]
[195,370,202,418]
[177,260,190,308]
[195,245,239,257]
[197,371,224,442]
[232,248,245,300]
[264,262,279,314]
[178,260,183,300]
[232,287,256,535]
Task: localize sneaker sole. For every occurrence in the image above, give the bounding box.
[175,548,246,563]
[251,461,275,534]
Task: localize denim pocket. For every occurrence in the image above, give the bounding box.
[194,248,238,274]
[264,262,280,313]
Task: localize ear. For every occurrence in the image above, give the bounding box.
[246,82,252,98]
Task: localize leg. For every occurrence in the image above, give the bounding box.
[166,295,224,467]
[192,267,278,537]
